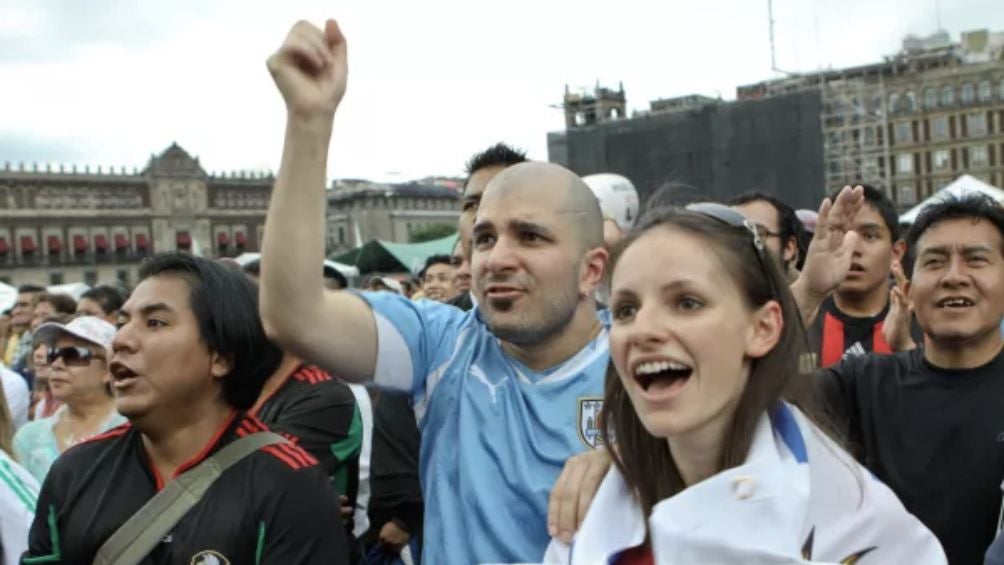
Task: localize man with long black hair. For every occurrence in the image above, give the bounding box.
[24,254,347,564]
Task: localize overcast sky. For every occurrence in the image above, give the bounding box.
[0,0,1001,182]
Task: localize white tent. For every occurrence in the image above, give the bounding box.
[0,282,16,312]
[233,252,360,280]
[899,174,1004,224]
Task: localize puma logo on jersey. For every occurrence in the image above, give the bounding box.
[470,365,506,403]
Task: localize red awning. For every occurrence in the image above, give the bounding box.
[136,234,149,249]
[0,237,8,254]
[73,234,87,252]
[20,236,36,253]
[176,231,192,247]
[235,232,248,246]
[114,233,129,249]
[95,234,109,251]
[47,235,62,253]
[217,232,230,246]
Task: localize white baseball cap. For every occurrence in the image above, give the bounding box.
[34,316,117,355]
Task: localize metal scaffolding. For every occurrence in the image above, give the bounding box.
[819,76,892,198]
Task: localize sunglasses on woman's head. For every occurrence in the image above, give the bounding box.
[685,202,766,251]
[685,202,777,293]
[47,346,99,366]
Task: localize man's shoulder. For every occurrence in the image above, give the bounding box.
[288,366,354,397]
[830,347,918,382]
[275,367,357,414]
[235,416,323,475]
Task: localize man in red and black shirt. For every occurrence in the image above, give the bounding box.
[252,354,363,536]
[22,254,348,564]
[806,185,913,366]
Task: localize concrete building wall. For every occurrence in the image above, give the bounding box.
[550,90,826,210]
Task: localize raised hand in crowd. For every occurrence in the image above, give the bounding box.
[267,19,348,121]
[882,258,917,352]
[790,185,864,325]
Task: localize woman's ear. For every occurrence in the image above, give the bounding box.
[746,300,783,359]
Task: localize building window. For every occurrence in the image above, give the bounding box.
[969,112,987,136]
[923,88,938,110]
[932,116,949,140]
[971,145,989,166]
[978,80,992,102]
[895,122,912,144]
[337,226,346,244]
[898,185,916,205]
[903,91,916,112]
[897,154,913,174]
[961,83,975,105]
[933,149,950,169]
[117,270,129,286]
[888,92,900,113]
[84,270,98,286]
[49,272,64,285]
[941,85,954,106]
[1000,78,1004,100]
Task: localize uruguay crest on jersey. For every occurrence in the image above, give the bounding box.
[577,397,604,449]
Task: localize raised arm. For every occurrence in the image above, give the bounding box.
[789,185,863,326]
[260,19,376,382]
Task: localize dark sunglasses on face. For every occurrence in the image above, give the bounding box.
[47,346,100,366]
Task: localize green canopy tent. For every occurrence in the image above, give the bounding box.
[333,233,458,275]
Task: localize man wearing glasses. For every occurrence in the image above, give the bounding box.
[728,192,805,283]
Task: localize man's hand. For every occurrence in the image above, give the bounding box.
[267,19,348,120]
[378,521,411,552]
[547,449,612,544]
[883,259,917,352]
[791,185,864,325]
[339,495,353,520]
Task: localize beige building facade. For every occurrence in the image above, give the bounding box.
[738,29,1004,210]
[326,179,460,255]
[1,144,462,288]
[0,143,271,287]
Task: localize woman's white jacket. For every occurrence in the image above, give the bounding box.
[544,403,946,565]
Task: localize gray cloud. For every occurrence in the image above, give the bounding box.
[0,0,229,62]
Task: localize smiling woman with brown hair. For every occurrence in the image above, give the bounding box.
[545,204,945,564]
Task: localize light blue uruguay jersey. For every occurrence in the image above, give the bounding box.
[362,291,609,565]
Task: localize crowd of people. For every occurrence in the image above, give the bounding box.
[1,16,1003,565]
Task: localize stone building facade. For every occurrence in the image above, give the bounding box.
[737,29,1004,208]
[0,143,272,287]
[325,179,460,255]
[1,144,462,288]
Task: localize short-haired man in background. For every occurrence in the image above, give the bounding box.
[76,285,126,325]
[419,254,458,303]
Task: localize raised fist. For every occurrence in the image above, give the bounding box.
[267,19,347,120]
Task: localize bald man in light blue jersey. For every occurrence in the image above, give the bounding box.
[260,19,609,565]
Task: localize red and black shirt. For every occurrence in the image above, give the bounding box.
[808,296,894,367]
[22,412,348,565]
[252,364,362,533]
